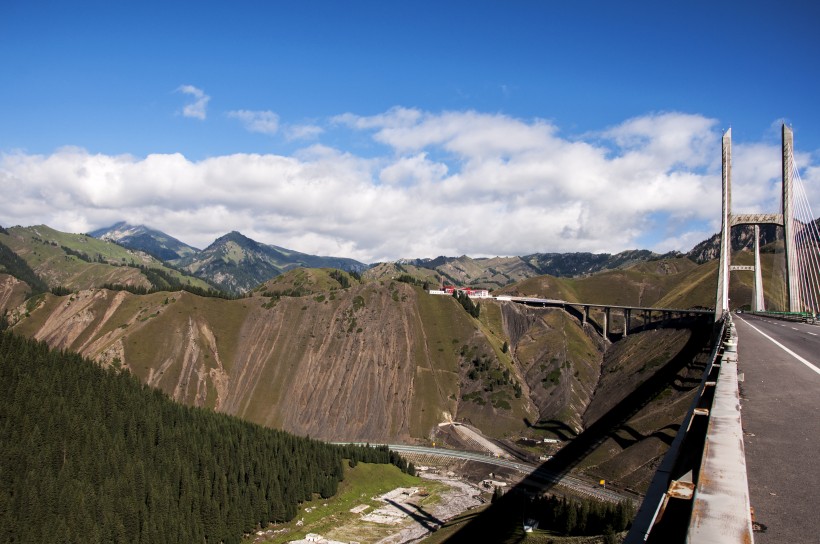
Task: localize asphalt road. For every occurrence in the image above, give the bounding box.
[733,314,820,543]
[387,444,637,504]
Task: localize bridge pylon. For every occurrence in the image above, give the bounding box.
[715,124,798,319]
[753,225,765,312]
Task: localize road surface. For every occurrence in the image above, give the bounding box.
[733,314,820,543]
[386,444,637,505]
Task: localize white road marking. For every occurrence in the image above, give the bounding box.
[740,319,820,376]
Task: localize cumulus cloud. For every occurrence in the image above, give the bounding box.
[228,110,280,135]
[2,110,814,262]
[176,85,210,120]
[336,107,558,156]
[285,123,324,141]
[601,112,717,170]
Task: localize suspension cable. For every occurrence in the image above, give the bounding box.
[790,156,820,313]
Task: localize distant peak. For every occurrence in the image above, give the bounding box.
[207,231,261,251]
[88,221,143,240]
[216,231,250,242]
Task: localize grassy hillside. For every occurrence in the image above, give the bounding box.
[9,272,529,442]
[172,231,366,294]
[498,258,697,308]
[0,274,29,313]
[425,255,539,289]
[8,272,597,444]
[499,250,788,313]
[393,249,680,291]
[650,247,789,311]
[3,236,729,504]
[0,225,213,293]
[415,290,531,437]
[577,326,704,490]
[262,462,429,544]
[5,251,724,450]
[363,262,441,286]
[252,267,361,297]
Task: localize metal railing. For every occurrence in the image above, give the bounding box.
[625,315,754,543]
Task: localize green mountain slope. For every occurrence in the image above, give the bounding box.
[8,275,532,441]
[399,249,683,290]
[0,228,741,497]
[89,221,200,261]
[174,231,367,294]
[0,225,213,293]
[495,250,789,312]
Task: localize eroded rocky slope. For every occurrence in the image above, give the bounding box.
[500,302,604,433]
[7,278,535,443]
[3,258,717,494]
[0,274,29,313]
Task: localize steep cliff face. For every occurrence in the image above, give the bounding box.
[500,302,602,433]
[9,281,529,442]
[5,259,716,491]
[686,224,780,264]
[578,323,711,490]
[0,274,29,315]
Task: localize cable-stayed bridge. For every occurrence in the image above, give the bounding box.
[436,125,818,543]
[627,124,820,543]
[716,125,820,318]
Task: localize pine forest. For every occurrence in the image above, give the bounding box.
[0,331,405,544]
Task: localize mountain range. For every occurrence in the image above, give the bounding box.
[88,222,199,261]
[90,223,368,294]
[87,221,791,295]
[0,221,795,497]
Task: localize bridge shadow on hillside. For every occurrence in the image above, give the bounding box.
[385,498,444,533]
[438,318,715,543]
[609,424,679,449]
[522,419,578,442]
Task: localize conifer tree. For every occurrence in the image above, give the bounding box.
[0,330,414,544]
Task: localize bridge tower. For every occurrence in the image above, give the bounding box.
[753,225,765,312]
[715,124,799,319]
[781,125,799,312]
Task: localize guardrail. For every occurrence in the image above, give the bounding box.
[625,314,754,543]
[747,310,818,325]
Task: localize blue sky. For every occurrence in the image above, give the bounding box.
[2,1,819,261]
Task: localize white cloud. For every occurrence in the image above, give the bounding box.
[285,123,324,141]
[3,110,816,262]
[336,107,558,157]
[332,106,422,131]
[379,153,447,186]
[601,112,717,170]
[176,84,210,120]
[228,110,280,135]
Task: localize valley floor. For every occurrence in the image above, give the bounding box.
[250,464,485,544]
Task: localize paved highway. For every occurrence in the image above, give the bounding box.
[733,314,820,543]
[387,444,638,505]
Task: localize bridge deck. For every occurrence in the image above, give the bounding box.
[500,295,714,315]
[734,314,820,543]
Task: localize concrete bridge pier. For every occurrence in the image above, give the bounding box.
[624,309,631,337]
[583,306,590,326]
[603,307,610,340]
